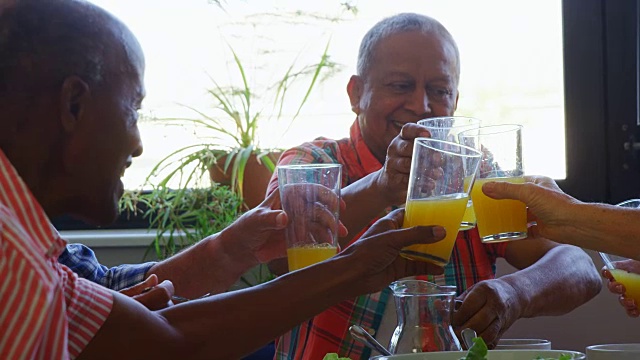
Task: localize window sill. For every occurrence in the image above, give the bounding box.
[60,229,158,248]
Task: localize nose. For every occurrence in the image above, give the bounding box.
[132,142,143,159]
[405,87,431,118]
[131,128,144,159]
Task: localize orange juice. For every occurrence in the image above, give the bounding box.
[287,243,338,271]
[471,177,527,242]
[459,176,476,231]
[459,201,476,231]
[401,194,469,266]
[609,268,640,304]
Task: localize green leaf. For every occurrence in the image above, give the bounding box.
[322,353,351,360]
[460,337,488,360]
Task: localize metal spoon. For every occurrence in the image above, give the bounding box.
[349,325,392,356]
[461,328,478,350]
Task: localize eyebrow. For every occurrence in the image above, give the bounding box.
[382,72,455,83]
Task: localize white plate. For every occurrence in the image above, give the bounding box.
[370,349,585,360]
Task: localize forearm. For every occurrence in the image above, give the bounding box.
[501,245,601,318]
[82,256,356,360]
[555,203,640,260]
[147,233,256,298]
[340,172,393,246]
[166,258,354,359]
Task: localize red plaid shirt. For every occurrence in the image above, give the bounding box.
[0,150,113,359]
[268,120,507,360]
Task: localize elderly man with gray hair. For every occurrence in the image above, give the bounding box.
[266,12,601,359]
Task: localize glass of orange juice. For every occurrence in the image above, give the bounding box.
[277,164,342,271]
[418,116,482,231]
[401,138,481,266]
[599,199,640,305]
[459,124,527,243]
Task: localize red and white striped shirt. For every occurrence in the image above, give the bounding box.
[0,150,114,359]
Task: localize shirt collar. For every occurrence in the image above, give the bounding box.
[350,119,383,174]
[0,150,66,258]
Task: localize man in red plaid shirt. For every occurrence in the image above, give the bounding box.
[268,12,602,359]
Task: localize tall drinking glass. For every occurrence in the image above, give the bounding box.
[418,116,482,231]
[459,124,527,243]
[401,138,481,266]
[277,164,342,271]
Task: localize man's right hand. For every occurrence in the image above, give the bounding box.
[119,274,175,311]
[336,208,446,296]
[219,187,347,266]
[374,123,431,207]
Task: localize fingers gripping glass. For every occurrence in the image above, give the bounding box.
[599,199,640,305]
[401,138,481,266]
[418,116,482,231]
[277,164,342,271]
[458,124,527,243]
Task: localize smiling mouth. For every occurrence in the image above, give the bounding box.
[391,120,408,129]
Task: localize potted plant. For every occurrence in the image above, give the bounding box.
[119,144,275,286]
[155,43,337,209]
[120,186,242,260]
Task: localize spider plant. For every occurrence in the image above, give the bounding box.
[152,41,337,204]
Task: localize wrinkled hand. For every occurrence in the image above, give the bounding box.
[280,183,348,250]
[119,274,175,311]
[602,260,640,317]
[481,175,579,241]
[376,123,432,206]
[452,279,523,349]
[336,208,446,296]
[221,188,347,265]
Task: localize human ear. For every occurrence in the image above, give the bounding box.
[347,75,364,115]
[59,76,90,133]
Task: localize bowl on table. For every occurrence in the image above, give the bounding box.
[370,349,585,360]
[494,338,551,350]
[586,343,640,360]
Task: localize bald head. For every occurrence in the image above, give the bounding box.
[0,0,138,98]
[0,0,146,224]
[356,13,460,82]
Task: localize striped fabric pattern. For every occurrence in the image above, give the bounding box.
[270,120,508,360]
[0,150,114,359]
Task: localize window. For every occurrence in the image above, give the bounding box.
[56,0,639,230]
[89,0,566,190]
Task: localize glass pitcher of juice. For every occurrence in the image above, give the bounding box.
[388,280,462,354]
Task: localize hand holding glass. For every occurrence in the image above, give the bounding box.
[277,164,342,271]
[401,138,481,266]
[459,124,527,243]
[418,116,482,231]
[599,199,640,305]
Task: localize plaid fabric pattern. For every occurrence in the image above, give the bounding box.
[58,243,154,291]
[270,120,508,360]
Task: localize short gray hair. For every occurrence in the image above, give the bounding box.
[356,13,460,80]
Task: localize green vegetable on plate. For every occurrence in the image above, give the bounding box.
[323,353,351,360]
[460,337,574,360]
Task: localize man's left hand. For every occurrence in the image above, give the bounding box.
[452,279,524,349]
[602,260,640,317]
